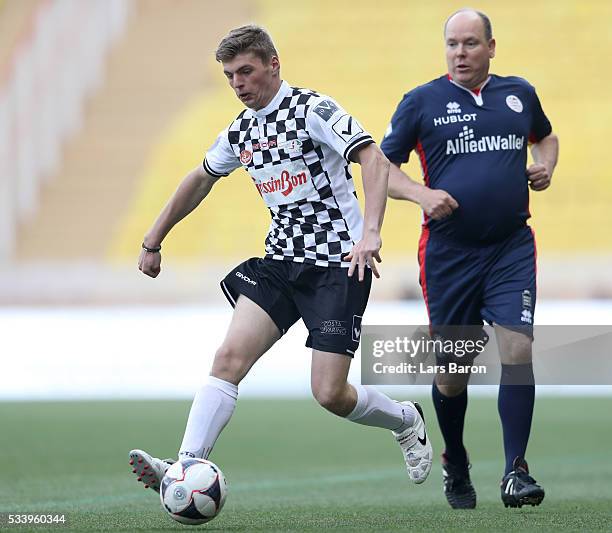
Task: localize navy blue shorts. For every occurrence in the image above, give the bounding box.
[220,257,371,357]
[418,225,536,337]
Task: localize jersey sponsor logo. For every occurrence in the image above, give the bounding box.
[434,112,477,127]
[240,149,252,164]
[249,159,317,207]
[313,99,339,121]
[278,139,303,154]
[255,169,308,197]
[446,126,525,155]
[332,114,364,142]
[252,140,277,150]
[446,101,461,114]
[235,271,257,285]
[506,95,523,113]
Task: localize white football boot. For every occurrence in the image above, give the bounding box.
[392,401,433,484]
[128,449,174,493]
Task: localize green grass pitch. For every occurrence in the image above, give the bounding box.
[0,396,610,532]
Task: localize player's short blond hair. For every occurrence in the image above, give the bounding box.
[215,25,279,63]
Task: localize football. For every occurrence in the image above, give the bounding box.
[160,458,227,525]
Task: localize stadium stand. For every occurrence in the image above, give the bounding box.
[11,0,251,261]
[2,0,610,302]
[111,0,612,263]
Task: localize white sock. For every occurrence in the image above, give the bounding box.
[346,384,416,431]
[178,376,238,459]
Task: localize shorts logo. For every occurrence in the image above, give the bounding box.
[235,271,256,285]
[313,99,339,122]
[352,315,363,342]
[240,150,252,164]
[506,95,523,113]
[522,290,532,309]
[521,289,532,323]
[320,320,347,335]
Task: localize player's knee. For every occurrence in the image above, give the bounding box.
[499,336,532,365]
[211,344,248,384]
[311,382,345,414]
[435,369,469,397]
[435,380,467,397]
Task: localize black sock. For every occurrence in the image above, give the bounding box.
[432,380,468,465]
[498,363,535,475]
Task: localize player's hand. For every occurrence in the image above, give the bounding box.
[138,249,162,278]
[527,163,552,191]
[344,229,382,281]
[419,188,459,220]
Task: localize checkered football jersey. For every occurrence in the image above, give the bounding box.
[203,81,374,267]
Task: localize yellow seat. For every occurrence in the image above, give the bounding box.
[110,1,612,261]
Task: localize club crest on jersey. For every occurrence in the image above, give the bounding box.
[240,150,252,164]
[506,95,523,113]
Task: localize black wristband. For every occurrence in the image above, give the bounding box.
[142,242,161,253]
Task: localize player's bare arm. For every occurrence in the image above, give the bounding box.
[388,163,458,220]
[527,132,559,191]
[139,166,220,278]
[344,143,389,281]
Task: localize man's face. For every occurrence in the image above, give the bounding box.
[445,12,495,90]
[223,52,280,110]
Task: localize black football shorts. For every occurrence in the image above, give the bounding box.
[220,257,371,357]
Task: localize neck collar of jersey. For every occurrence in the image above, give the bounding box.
[447,74,491,106]
[252,80,291,118]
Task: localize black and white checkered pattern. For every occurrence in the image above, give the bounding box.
[204,82,374,267]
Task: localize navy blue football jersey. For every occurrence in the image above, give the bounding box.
[381,74,552,243]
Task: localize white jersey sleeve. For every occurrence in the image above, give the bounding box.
[306,96,374,162]
[203,127,241,177]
